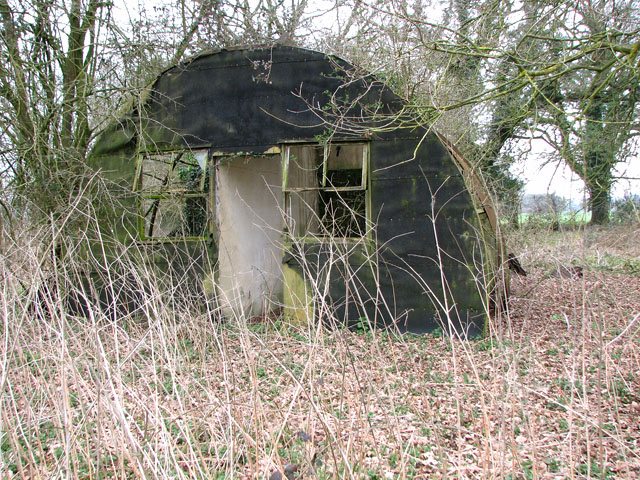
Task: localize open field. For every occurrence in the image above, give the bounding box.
[1,224,639,479]
[517,211,592,226]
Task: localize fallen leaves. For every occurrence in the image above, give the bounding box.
[2,225,640,478]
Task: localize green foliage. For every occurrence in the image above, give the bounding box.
[518,211,591,230]
[583,253,640,276]
[575,459,615,479]
[354,316,372,334]
[611,194,640,224]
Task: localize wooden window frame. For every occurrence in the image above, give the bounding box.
[282,142,370,240]
[134,148,212,242]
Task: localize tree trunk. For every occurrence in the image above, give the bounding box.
[588,181,611,225]
[584,101,613,226]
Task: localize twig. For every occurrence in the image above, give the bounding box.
[606,312,640,347]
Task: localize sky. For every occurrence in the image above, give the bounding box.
[513,142,640,200]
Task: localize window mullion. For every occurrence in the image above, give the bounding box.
[322,144,328,188]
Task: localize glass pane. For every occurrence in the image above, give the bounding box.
[141,150,207,192]
[325,144,364,187]
[285,144,365,189]
[143,196,208,238]
[286,145,322,190]
[286,190,320,237]
[326,144,365,170]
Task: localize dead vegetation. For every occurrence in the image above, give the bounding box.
[1,224,639,479]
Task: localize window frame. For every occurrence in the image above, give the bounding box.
[281,141,370,240]
[134,148,213,242]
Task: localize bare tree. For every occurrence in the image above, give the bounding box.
[0,0,325,219]
[322,0,640,225]
[0,0,113,214]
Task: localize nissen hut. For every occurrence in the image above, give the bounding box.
[90,45,502,336]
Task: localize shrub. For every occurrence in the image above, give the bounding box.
[611,193,640,224]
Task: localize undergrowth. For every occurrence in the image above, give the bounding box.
[0,222,639,479]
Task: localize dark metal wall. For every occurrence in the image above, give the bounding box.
[91,45,488,335]
[140,46,400,152]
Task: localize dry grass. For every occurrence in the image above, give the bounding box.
[1,223,639,479]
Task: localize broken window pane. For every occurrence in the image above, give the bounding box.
[141,151,206,192]
[138,149,209,240]
[284,143,367,238]
[318,189,366,237]
[142,196,208,238]
[324,144,365,188]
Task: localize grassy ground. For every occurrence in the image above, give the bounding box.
[1,224,639,479]
[518,211,592,226]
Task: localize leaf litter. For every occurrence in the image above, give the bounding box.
[1,225,639,478]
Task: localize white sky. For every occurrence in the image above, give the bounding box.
[513,143,640,200]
